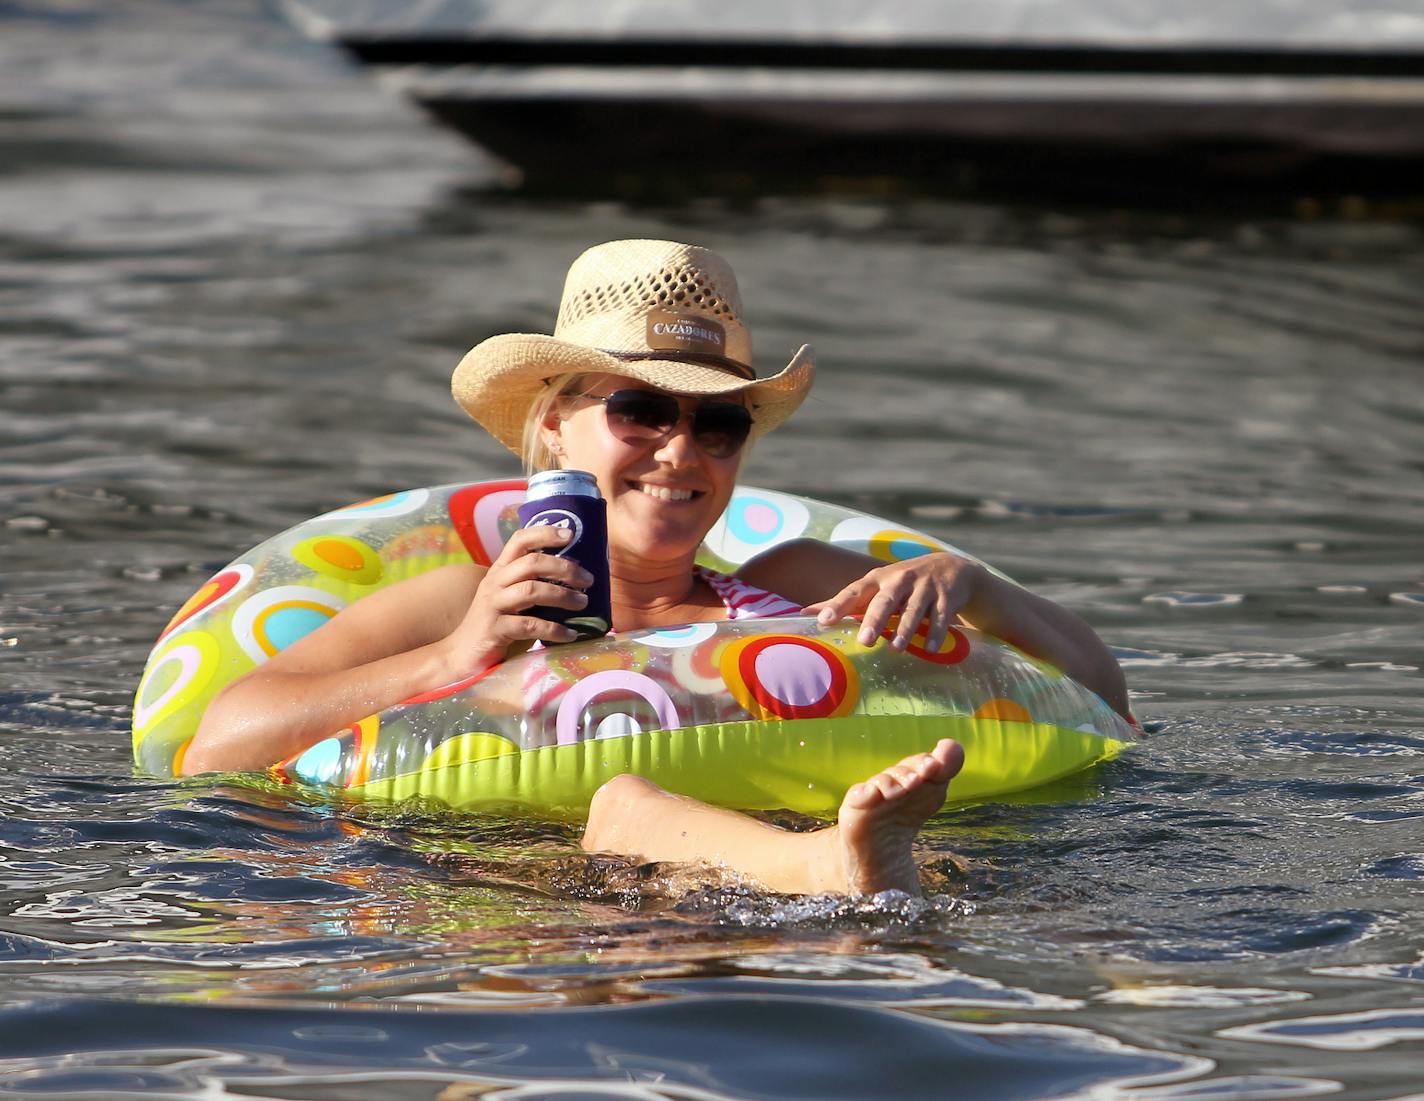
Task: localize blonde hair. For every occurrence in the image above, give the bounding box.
[520,373,585,475]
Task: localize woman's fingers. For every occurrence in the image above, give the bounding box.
[483,531,593,622]
[501,614,578,645]
[809,557,979,655]
[494,551,593,592]
[809,570,929,645]
[891,584,936,649]
[807,577,871,625]
[494,528,589,578]
[488,527,563,573]
[923,590,956,654]
[497,579,589,612]
[857,584,907,645]
[486,528,582,582]
[813,557,976,649]
[504,524,574,556]
[906,573,966,653]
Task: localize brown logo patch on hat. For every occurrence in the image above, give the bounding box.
[646,309,726,357]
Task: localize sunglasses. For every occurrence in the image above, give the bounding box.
[580,389,754,459]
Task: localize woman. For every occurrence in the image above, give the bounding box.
[184,239,1129,897]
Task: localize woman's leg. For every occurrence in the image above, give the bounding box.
[580,739,964,896]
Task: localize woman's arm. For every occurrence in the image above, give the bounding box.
[182,524,593,775]
[738,539,1130,719]
[182,564,479,775]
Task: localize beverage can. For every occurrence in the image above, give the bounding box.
[523,469,602,501]
[516,470,612,641]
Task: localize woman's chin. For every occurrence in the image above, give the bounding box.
[615,534,704,567]
[611,519,709,567]
[614,494,719,548]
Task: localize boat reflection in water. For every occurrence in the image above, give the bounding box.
[280,0,1424,198]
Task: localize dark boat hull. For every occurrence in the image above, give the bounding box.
[283,3,1424,198]
[411,79,1424,198]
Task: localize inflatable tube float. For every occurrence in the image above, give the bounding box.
[132,481,1135,818]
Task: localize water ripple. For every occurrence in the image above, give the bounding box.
[1220,1007,1424,1051]
[2,3,1423,1096]
[1143,592,1246,608]
[1132,1076,1341,1100]
[0,995,1206,1101]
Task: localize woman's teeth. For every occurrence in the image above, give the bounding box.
[636,484,694,501]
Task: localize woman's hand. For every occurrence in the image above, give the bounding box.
[803,552,983,652]
[801,549,1130,719]
[444,524,594,673]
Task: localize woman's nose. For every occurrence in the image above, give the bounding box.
[652,418,700,464]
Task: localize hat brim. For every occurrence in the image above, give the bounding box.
[452,333,815,455]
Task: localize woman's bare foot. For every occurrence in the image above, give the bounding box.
[579,739,965,898]
[821,738,965,896]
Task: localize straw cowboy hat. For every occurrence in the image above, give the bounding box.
[452,239,815,453]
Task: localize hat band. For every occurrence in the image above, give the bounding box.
[599,348,756,381]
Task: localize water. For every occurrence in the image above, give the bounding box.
[2,2,1423,1098]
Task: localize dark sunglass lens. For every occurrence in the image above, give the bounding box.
[604,390,680,435]
[692,403,753,457]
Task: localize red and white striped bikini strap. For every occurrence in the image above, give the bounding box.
[695,566,802,620]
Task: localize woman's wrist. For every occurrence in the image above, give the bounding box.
[433,633,494,686]
[955,561,1002,630]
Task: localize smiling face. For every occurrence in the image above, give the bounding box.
[543,374,744,570]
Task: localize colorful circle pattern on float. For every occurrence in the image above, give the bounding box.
[720,634,860,721]
[829,516,946,564]
[292,535,383,586]
[705,490,811,564]
[546,642,648,685]
[447,480,526,565]
[230,585,347,664]
[671,632,731,695]
[883,620,973,665]
[286,716,380,788]
[315,488,430,522]
[641,623,718,649]
[288,736,342,786]
[555,671,681,745]
[158,564,253,641]
[134,630,223,739]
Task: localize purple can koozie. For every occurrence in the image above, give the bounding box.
[516,470,612,641]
